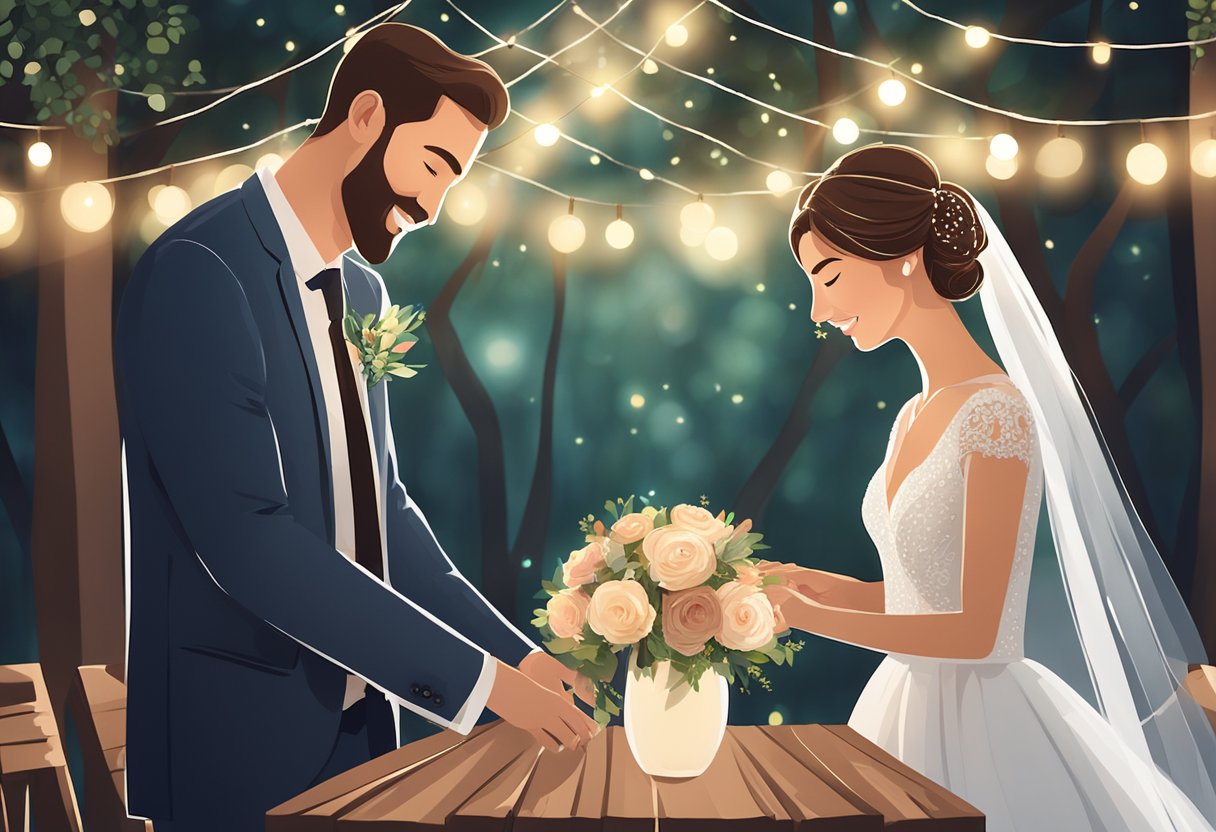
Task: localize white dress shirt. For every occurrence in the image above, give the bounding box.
[257,166,497,734]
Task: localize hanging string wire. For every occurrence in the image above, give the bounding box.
[706,0,1216,126]
[898,0,1216,50]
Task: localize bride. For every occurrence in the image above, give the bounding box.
[761,144,1216,831]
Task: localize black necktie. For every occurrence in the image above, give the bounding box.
[304,267,384,581]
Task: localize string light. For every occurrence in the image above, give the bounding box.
[60,182,114,233]
[832,117,860,144]
[533,122,561,146]
[445,181,487,225]
[0,196,16,236]
[989,133,1019,161]
[877,77,907,107]
[214,163,254,195]
[152,181,192,225]
[1192,137,1216,178]
[1126,138,1167,185]
[665,22,689,48]
[605,204,634,249]
[1036,134,1084,178]
[985,155,1018,180]
[255,152,285,173]
[964,25,991,49]
[765,170,794,194]
[1091,42,1111,65]
[704,226,738,261]
[548,198,585,253]
[28,136,52,168]
[681,197,715,233]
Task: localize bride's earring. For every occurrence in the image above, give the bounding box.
[901,261,912,277]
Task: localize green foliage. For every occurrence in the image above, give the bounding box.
[1187,0,1216,66]
[0,0,205,151]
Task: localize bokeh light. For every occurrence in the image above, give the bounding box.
[27,141,52,168]
[152,184,192,225]
[877,78,907,107]
[964,25,990,48]
[832,117,860,145]
[60,182,114,233]
[548,211,585,253]
[445,182,487,226]
[1126,141,1167,185]
[1035,136,1084,178]
[1190,139,1216,178]
[704,226,738,261]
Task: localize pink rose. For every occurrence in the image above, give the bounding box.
[662,586,723,657]
[546,589,591,641]
[716,581,776,651]
[610,512,654,545]
[563,540,606,588]
[643,526,717,591]
[669,504,731,542]
[588,580,656,645]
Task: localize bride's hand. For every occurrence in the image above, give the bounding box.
[756,560,839,602]
[759,583,829,633]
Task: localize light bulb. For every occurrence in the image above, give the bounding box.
[766,170,793,194]
[964,25,990,48]
[1126,141,1167,185]
[533,123,560,147]
[1035,136,1084,178]
[548,213,585,253]
[704,226,738,261]
[680,225,707,247]
[877,78,907,107]
[985,154,1018,181]
[445,182,487,226]
[642,59,658,74]
[214,164,253,195]
[28,141,52,168]
[153,184,192,225]
[60,182,114,233]
[0,196,17,236]
[665,23,688,47]
[680,199,715,232]
[989,133,1019,161]
[1192,139,1216,178]
[256,152,285,173]
[832,117,860,144]
[605,218,634,249]
[147,183,166,210]
[1091,42,1111,65]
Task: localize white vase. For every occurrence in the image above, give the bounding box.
[622,651,729,777]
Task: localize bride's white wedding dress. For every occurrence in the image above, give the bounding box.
[847,374,1214,832]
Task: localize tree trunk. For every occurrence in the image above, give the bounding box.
[1188,54,1216,657]
[30,116,125,735]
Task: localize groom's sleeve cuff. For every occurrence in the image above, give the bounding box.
[448,651,497,735]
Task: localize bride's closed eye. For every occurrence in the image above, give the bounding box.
[824,272,841,287]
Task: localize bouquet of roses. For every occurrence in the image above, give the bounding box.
[532,496,805,726]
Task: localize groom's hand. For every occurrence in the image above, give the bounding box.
[487,659,599,754]
[518,651,597,708]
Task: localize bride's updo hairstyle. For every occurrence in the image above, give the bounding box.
[789,145,988,301]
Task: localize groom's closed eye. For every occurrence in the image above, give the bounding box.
[824,273,841,287]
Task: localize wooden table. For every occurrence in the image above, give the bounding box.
[268,720,983,830]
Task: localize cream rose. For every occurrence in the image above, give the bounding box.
[662,586,723,656]
[716,581,776,651]
[610,512,654,545]
[546,589,591,641]
[563,540,606,588]
[669,504,731,542]
[587,580,656,645]
[643,526,717,591]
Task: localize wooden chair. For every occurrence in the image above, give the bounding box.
[0,664,82,832]
[67,666,151,832]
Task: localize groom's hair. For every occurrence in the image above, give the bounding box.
[312,23,510,138]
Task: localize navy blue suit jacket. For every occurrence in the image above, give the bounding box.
[113,174,534,822]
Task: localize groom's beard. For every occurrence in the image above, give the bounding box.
[341,132,427,265]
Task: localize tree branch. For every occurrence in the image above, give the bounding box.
[1063,182,1135,328]
[1119,329,1178,409]
[510,250,567,564]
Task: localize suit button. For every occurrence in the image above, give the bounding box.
[432,695,443,706]
[420,687,432,699]
[411,685,421,695]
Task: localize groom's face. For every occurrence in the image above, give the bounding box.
[342,94,487,264]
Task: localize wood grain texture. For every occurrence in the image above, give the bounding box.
[268,722,985,831]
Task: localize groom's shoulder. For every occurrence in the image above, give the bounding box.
[135,188,259,282]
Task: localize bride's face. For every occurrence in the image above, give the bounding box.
[798,231,911,353]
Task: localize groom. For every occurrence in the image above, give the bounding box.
[114,23,596,831]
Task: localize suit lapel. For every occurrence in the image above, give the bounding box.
[241,174,336,543]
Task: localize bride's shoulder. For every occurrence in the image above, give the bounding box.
[956,382,1036,463]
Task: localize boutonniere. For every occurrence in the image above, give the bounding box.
[343,303,427,389]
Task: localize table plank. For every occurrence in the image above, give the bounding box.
[0,667,37,710]
[448,742,544,831]
[603,727,659,832]
[0,711,55,746]
[335,721,536,828]
[512,740,600,832]
[0,738,64,774]
[728,727,878,831]
[266,725,487,832]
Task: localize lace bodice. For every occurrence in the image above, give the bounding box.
[861,384,1043,661]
